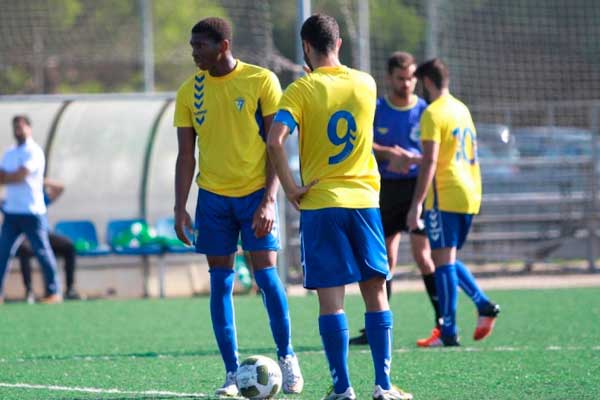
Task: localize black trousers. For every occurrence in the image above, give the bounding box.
[17,232,76,293]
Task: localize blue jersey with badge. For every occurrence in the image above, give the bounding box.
[373,95,428,179]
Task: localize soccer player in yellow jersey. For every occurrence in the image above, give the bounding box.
[173,18,303,396]
[268,14,412,400]
[407,58,500,347]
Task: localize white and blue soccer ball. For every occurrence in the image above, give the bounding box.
[235,355,282,399]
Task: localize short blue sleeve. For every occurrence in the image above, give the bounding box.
[273,110,298,133]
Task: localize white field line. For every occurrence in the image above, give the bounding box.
[0,345,598,365]
[0,382,207,398]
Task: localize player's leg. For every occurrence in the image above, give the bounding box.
[240,189,302,394]
[451,215,500,340]
[359,276,393,391]
[350,231,399,346]
[302,208,359,399]
[317,285,355,398]
[352,208,412,400]
[410,232,443,346]
[431,246,460,344]
[51,233,79,298]
[423,209,460,346]
[0,215,25,302]
[22,215,60,302]
[16,239,34,299]
[350,179,402,346]
[249,250,303,394]
[194,188,240,396]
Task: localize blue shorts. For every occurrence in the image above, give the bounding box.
[424,209,473,250]
[299,208,390,289]
[194,188,280,256]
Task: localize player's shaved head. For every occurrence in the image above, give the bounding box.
[387,52,416,74]
[192,17,232,43]
[301,14,340,55]
[415,58,449,90]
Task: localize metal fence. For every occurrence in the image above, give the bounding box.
[2,0,600,287]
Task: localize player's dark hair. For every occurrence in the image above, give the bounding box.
[387,52,416,74]
[12,115,31,126]
[415,58,449,89]
[300,14,340,55]
[191,17,232,43]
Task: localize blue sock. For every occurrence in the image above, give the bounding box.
[319,313,351,394]
[435,264,458,338]
[455,259,490,312]
[365,310,393,390]
[209,268,238,373]
[254,267,293,358]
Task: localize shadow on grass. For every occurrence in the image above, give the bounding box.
[14,345,323,363]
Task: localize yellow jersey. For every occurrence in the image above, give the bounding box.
[420,93,481,214]
[278,65,380,210]
[174,60,282,197]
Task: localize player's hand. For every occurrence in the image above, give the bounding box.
[406,203,423,232]
[387,146,418,174]
[252,198,276,238]
[286,180,318,211]
[174,209,193,246]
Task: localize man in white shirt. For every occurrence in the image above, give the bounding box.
[0,115,60,304]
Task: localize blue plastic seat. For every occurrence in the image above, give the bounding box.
[54,220,111,256]
[155,216,195,254]
[106,218,163,255]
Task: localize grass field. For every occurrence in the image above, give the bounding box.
[1,286,599,399]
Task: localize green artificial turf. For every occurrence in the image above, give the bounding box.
[0,287,599,399]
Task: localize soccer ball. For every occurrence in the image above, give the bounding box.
[235,355,282,399]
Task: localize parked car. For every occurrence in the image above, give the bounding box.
[512,126,595,159]
[476,123,520,180]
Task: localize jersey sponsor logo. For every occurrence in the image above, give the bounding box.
[376,126,389,135]
[193,74,207,126]
[235,97,245,111]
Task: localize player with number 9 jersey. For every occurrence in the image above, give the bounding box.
[276,66,380,210]
[419,94,482,214]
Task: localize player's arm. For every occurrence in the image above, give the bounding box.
[375,142,423,174]
[174,126,196,245]
[407,140,438,230]
[0,166,29,184]
[43,178,65,202]
[267,119,315,211]
[252,114,279,238]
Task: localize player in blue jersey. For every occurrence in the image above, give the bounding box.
[173,18,303,396]
[407,59,500,347]
[349,52,443,348]
[268,14,412,400]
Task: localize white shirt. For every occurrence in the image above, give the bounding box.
[1,138,47,215]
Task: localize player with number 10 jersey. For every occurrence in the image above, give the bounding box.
[419,94,482,214]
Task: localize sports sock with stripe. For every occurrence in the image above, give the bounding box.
[365,310,393,390]
[435,263,458,338]
[319,313,351,394]
[455,259,491,312]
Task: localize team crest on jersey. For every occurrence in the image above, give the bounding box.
[235,97,245,111]
[410,124,421,142]
[376,127,389,135]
